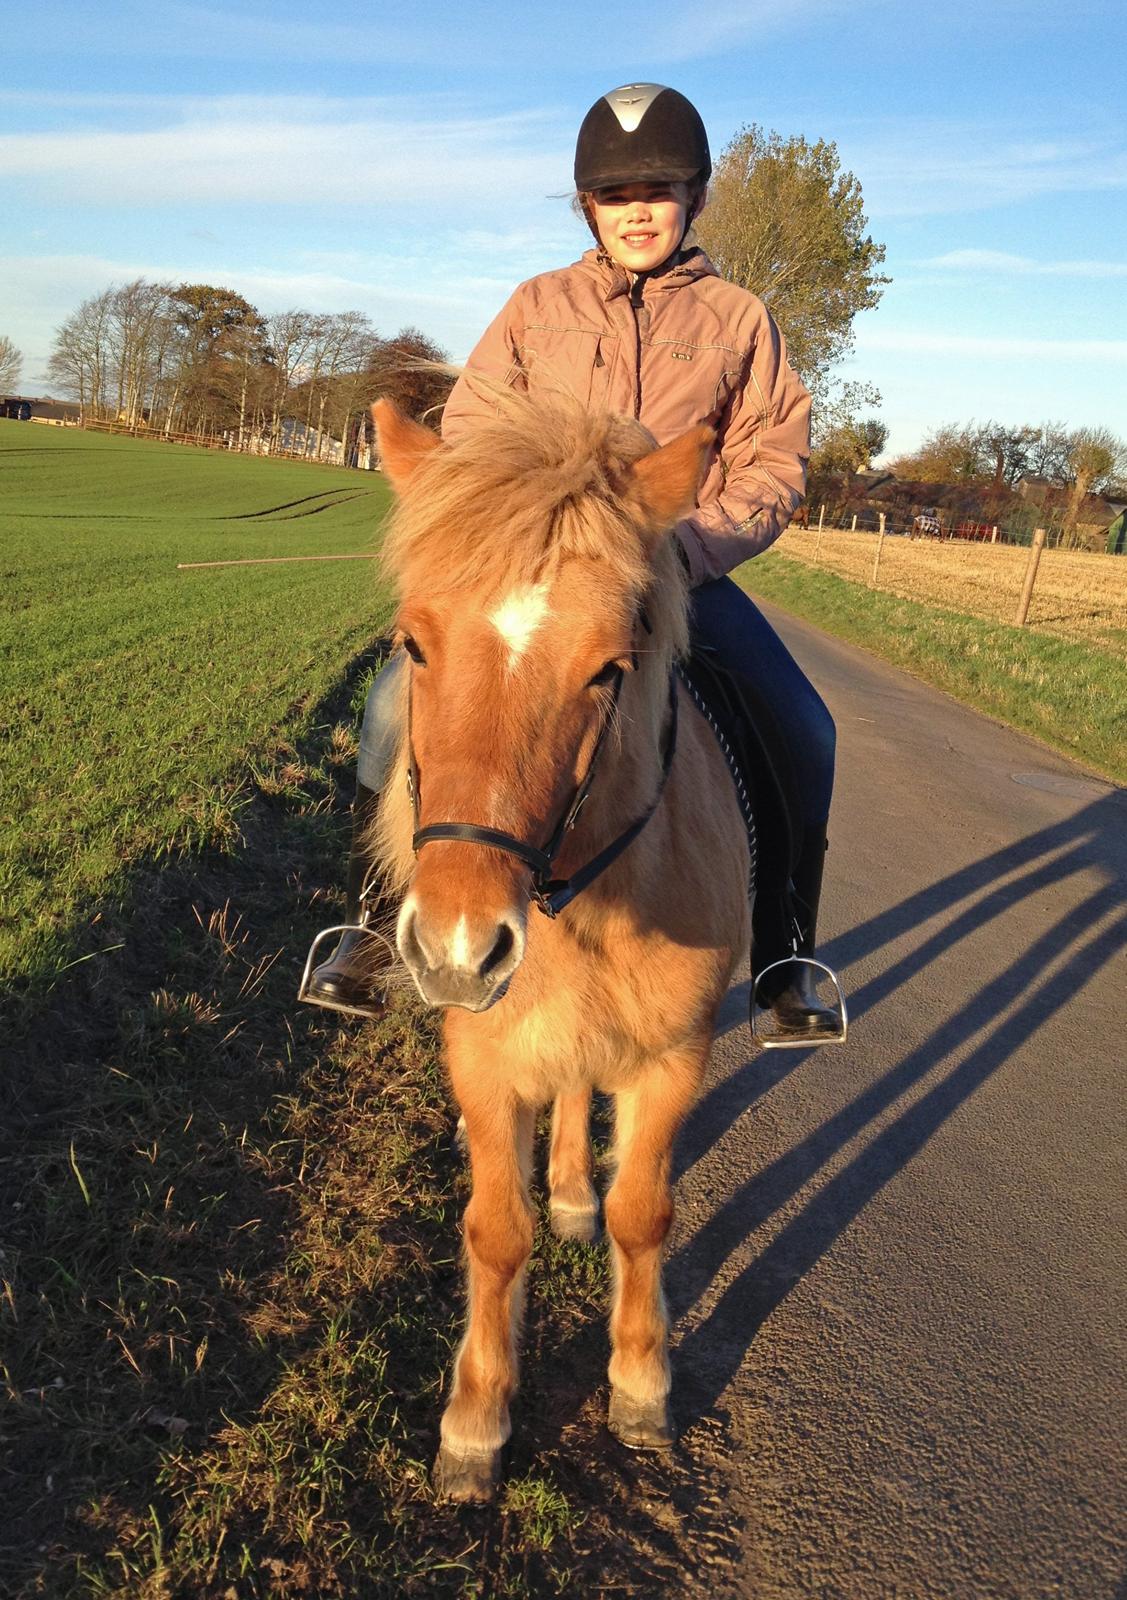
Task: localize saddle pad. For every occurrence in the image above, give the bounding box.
[677,646,803,900]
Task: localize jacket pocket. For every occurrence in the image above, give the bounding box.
[523,323,609,411]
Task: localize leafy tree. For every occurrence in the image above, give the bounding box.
[367,328,452,422]
[168,285,265,435]
[811,416,888,476]
[0,334,22,391]
[889,423,986,482]
[695,125,888,396]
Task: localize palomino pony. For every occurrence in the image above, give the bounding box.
[371,390,749,1502]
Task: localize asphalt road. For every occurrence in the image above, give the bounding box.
[668,603,1126,1600]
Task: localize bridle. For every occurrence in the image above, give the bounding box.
[405,625,678,919]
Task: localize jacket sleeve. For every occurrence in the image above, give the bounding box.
[441,288,529,441]
[676,304,811,585]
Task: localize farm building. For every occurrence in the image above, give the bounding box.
[1,394,81,424]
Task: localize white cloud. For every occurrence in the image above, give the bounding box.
[920,248,1127,278]
[0,99,569,208]
[851,126,1127,217]
[858,327,1127,361]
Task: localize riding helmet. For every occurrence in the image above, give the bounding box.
[574,84,712,192]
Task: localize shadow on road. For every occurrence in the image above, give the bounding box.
[670,791,1127,1421]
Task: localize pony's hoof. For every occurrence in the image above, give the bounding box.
[433,1444,500,1503]
[549,1201,599,1242]
[608,1389,675,1450]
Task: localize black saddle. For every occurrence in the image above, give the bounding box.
[677,644,802,903]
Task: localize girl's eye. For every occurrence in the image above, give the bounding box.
[402,635,426,665]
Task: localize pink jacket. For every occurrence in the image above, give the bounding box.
[442,247,811,584]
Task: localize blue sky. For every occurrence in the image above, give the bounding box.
[2,0,1125,457]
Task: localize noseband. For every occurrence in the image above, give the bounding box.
[407,662,678,919]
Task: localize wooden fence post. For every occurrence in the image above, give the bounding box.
[991,525,999,544]
[1015,528,1047,626]
[871,512,887,586]
[815,504,825,563]
[851,513,858,532]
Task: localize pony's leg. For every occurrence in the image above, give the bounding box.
[435,1087,535,1503]
[604,1046,704,1450]
[548,1088,598,1241]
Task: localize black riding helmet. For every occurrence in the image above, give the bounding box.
[574,83,711,192]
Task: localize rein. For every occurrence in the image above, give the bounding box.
[407,667,679,919]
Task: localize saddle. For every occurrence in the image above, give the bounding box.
[677,643,802,904]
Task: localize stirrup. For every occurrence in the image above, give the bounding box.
[297,922,396,1019]
[751,956,848,1049]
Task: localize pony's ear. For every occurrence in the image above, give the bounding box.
[627,425,715,537]
[372,398,440,489]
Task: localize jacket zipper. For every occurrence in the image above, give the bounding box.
[629,275,647,419]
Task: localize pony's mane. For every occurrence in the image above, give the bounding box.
[381,381,689,658]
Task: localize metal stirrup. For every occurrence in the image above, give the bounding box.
[751,956,848,1049]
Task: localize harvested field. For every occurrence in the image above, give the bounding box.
[776,527,1127,652]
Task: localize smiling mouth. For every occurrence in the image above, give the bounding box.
[622,233,657,246]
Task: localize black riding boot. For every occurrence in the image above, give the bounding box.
[300,782,396,1019]
[752,823,843,1043]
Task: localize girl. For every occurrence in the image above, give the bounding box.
[302,83,841,1044]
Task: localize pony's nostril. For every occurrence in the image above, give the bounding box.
[479,922,516,981]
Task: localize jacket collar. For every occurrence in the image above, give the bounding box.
[580,245,720,302]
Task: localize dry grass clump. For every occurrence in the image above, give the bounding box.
[778,528,1127,652]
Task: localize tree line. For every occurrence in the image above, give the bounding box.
[889,419,1127,545]
[40,281,452,460]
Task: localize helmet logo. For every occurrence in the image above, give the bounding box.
[604,82,666,133]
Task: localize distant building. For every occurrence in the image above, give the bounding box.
[0,394,82,424]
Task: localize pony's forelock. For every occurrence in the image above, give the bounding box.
[380,380,689,661]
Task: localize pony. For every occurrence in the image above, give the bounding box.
[370,389,750,1502]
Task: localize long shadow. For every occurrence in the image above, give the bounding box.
[672,903,1127,1417]
[661,786,1126,1437]
[0,641,448,1588]
[678,790,1126,1182]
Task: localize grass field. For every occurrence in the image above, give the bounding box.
[1,421,394,993]
[1,424,724,1598]
[738,528,1127,785]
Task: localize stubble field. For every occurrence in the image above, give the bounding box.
[775,525,1127,650]
[739,526,1127,784]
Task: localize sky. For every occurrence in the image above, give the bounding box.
[1,0,1125,459]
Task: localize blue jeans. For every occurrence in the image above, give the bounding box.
[358,577,835,827]
[690,577,835,827]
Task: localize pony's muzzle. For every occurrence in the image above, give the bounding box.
[397,896,526,1011]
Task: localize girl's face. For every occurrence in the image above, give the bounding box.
[589,181,693,273]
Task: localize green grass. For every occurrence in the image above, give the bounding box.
[737,550,1127,784]
[1,424,722,1599]
[1,420,394,992]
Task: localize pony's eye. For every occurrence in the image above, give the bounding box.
[402,635,427,665]
[587,658,629,690]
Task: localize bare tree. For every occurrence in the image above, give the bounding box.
[1060,427,1127,547]
[48,290,115,417]
[0,335,22,392]
[974,421,1042,487]
[107,280,177,429]
[1027,421,1073,484]
[263,310,321,453]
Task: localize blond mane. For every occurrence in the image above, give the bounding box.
[381,384,690,663]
